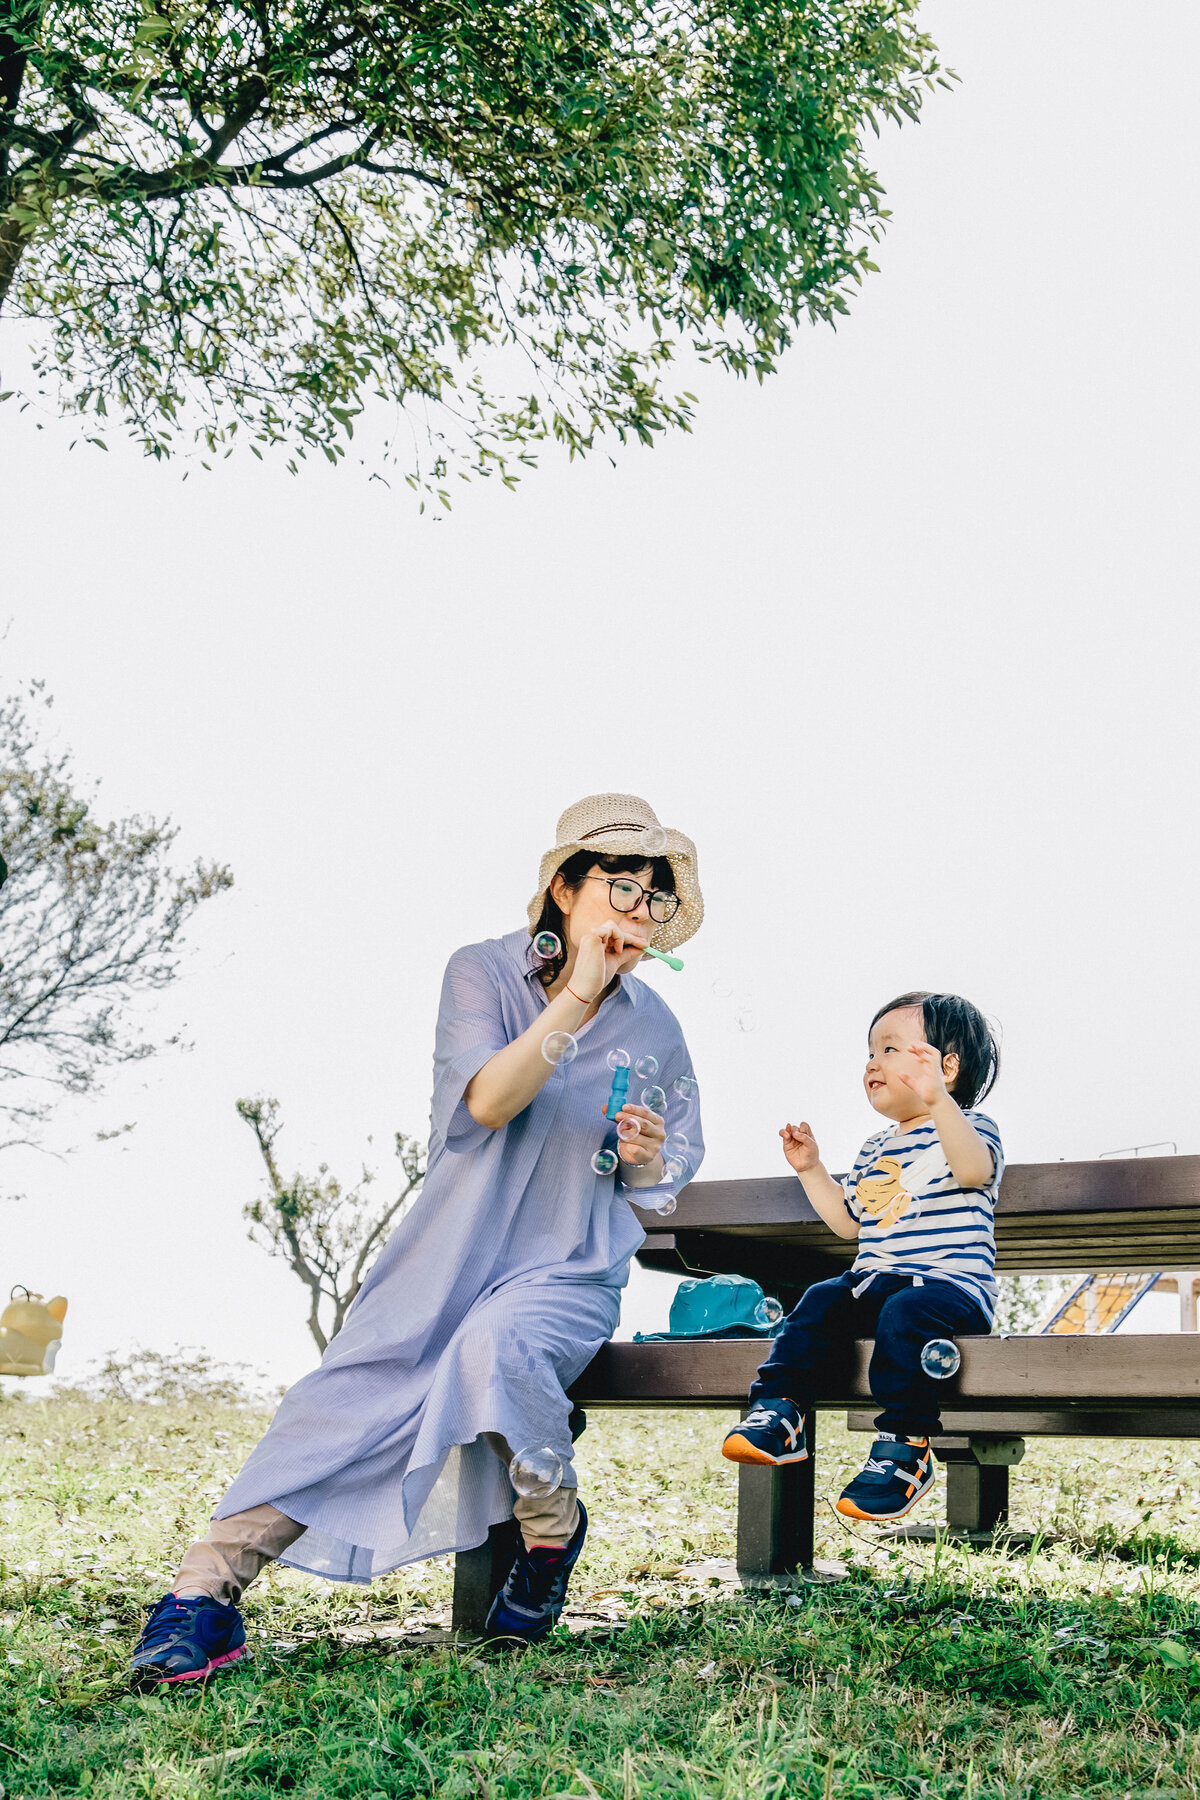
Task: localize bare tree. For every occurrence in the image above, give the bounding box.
[0,682,232,1158]
[238,1095,425,1353]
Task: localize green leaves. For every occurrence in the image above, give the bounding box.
[0,0,952,492]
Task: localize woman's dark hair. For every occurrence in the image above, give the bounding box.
[869,991,1000,1111]
[531,851,676,987]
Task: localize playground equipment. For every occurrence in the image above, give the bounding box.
[0,1287,67,1376]
[1041,1270,1199,1334]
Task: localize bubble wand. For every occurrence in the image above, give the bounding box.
[641,945,684,971]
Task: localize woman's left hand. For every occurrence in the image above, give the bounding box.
[615,1103,666,1166]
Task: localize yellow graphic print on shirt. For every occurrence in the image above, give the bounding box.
[855,1157,915,1233]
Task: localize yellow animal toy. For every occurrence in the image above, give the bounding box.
[0,1287,68,1377]
[855,1157,916,1233]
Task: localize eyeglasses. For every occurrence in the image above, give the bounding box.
[579,876,680,925]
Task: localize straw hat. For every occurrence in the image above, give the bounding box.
[527,793,703,954]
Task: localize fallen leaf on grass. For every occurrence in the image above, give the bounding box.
[192,1747,256,1772]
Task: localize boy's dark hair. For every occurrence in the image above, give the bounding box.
[530,850,676,986]
[870,991,1000,1111]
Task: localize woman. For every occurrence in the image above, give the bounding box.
[132,792,705,1681]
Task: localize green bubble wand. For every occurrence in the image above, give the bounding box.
[642,945,683,971]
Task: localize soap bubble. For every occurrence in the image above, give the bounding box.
[755,1297,785,1327]
[663,1155,687,1184]
[634,1054,659,1080]
[641,824,668,856]
[541,1030,578,1066]
[712,979,733,999]
[649,1193,678,1216]
[509,1445,564,1499]
[665,1132,690,1158]
[641,1085,667,1113]
[533,930,562,961]
[591,1147,619,1175]
[617,1117,641,1140]
[607,1048,631,1071]
[673,1075,697,1101]
[734,1008,756,1033]
[920,1338,961,1379]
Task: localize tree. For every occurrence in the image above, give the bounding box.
[0,0,951,495]
[0,683,232,1158]
[238,1094,426,1351]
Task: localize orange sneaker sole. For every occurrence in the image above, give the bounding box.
[722,1433,809,1467]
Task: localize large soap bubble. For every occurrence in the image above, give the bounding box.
[640,824,668,855]
[920,1338,961,1379]
[663,1155,688,1184]
[755,1297,785,1327]
[634,1054,659,1080]
[616,1117,642,1141]
[641,1085,667,1114]
[508,1445,564,1499]
[533,930,562,961]
[664,1132,690,1158]
[591,1147,619,1175]
[607,1048,631,1071]
[646,1191,677,1216]
[673,1076,697,1101]
[541,1030,578,1066]
[734,1008,756,1033]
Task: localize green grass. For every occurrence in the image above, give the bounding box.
[3,1396,1200,1797]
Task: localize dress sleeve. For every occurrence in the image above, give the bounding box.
[430,945,510,1155]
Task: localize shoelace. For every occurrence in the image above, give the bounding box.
[138,1595,204,1650]
[743,1407,800,1446]
[505,1546,569,1612]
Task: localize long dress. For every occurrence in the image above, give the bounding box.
[215,928,704,1582]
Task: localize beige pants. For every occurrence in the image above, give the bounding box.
[176,1436,579,1605]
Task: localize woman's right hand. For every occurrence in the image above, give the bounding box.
[571,921,650,1000]
[780,1121,820,1174]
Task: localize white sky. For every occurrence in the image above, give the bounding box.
[2,1,1198,1388]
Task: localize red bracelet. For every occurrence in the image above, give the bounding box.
[567,984,598,1005]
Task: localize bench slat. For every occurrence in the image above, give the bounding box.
[569,1335,1200,1409]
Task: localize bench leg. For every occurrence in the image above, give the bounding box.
[945,1460,1009,1533]
[736,1410,815,1584]
[451,1517,522,1634]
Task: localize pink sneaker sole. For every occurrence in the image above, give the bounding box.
[152,1643,252,1685]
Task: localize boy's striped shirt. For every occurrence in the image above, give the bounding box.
[841,1111,1004,1321]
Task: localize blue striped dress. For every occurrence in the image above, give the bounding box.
[841,1111,1004,1320]
[215,928,704,1582]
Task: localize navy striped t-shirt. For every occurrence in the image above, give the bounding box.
[841,1110,1004,1321]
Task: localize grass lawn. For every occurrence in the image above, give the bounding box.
[2,1395,1200,1797]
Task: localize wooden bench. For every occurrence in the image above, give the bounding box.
[451,1154,1200,1630]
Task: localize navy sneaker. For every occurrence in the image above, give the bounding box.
[484,1502,588,1642]
[836,1435,934,1522]
[722,1400,807,1467]
[131,1592,250,1686]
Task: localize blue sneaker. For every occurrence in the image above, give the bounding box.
[484,1502,588,1642]
[836,1435,934,1522]
[722,1399,807,1467]
[131,1592,250,1686]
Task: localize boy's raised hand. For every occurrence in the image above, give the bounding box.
[897,1041,953,1110]
[780,1121,820,1174]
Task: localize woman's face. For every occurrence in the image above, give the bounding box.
[552,862,659,961]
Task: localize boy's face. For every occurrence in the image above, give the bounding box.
[864,1006,957,1123]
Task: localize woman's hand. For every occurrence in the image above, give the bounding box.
[615,1102,666,1167]
[896,1042,952,1110]
[570,921,650,1002]
[780,1121,820,1174]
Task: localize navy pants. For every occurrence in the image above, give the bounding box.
[749,1270,990,1438]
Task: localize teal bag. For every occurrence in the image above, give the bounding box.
[633,1273,785,1342]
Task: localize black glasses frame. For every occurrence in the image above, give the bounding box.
[579,875,680,925]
